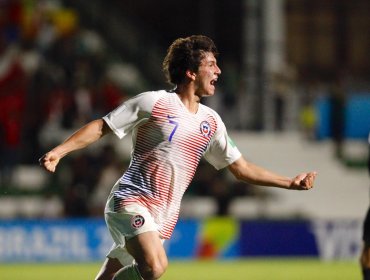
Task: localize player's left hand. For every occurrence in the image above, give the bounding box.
[290,171,317,190]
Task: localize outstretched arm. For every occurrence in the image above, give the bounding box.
[39,119,111,173]
[228,156,316,190]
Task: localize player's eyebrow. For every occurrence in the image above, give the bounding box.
[201,56,217,66]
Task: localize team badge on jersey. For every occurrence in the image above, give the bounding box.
[200,121,211,137]
[131,215,145,229]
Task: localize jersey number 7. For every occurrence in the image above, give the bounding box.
[167,116,179,142]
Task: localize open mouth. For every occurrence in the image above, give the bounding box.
[210,79,217,86]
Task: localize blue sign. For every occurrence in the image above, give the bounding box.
[240,220,318,257]
[0,218,363,262]
[165,219,199,258]
[0,219,111,262]
[239,219,362,260]
[315,93,370,140]
[345,94,370,139]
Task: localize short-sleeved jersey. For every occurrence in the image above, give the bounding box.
[103,90,241,239]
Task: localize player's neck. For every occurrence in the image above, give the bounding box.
[175,85,200,114]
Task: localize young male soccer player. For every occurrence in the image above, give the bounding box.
[39,35,317,280]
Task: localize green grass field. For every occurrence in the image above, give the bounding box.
[0,259,361,280]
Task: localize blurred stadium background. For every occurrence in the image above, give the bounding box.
[0,0,369,279]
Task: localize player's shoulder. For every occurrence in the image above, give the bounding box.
[131,89,171,108]
[135,89,169,99]
[199,103,223,123]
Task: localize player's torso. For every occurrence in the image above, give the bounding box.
[118,93,218,208]
[134,93,218,163]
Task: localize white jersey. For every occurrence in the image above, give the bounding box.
[103,90,241,239]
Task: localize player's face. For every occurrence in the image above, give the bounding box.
[194,52,221,98]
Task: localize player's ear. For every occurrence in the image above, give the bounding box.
[185,69,196,81]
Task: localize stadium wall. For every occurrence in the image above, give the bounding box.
[0,217,362,263]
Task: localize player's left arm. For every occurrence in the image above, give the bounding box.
[228,156,317,190]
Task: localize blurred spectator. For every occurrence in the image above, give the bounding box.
[74,84,93,127]
[0,41,26,186]
[43,85,75,129]
[209,173,232,216]
[271,63,297,132]
[89,145,127,216]
[0,0,22,44]
[94,75,128,116]
[62,153,99,217]
[299,84,318,141]
[329,73,347,159]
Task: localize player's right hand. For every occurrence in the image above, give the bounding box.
[39,151,60,173]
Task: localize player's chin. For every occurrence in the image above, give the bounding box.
[201,92,214,99]
[205,88,216,97]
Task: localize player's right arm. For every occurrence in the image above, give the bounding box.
[39,119,111,173]
[40,90,161,173]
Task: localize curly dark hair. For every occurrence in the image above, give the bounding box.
[162,35,218,85]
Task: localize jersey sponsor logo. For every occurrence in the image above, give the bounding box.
[131,215,145,229]
[200,121,211,137]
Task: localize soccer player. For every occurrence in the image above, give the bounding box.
[361,132,370,280]
[39,35,317,280]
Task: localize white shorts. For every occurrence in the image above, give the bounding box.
[105,203,160,265]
